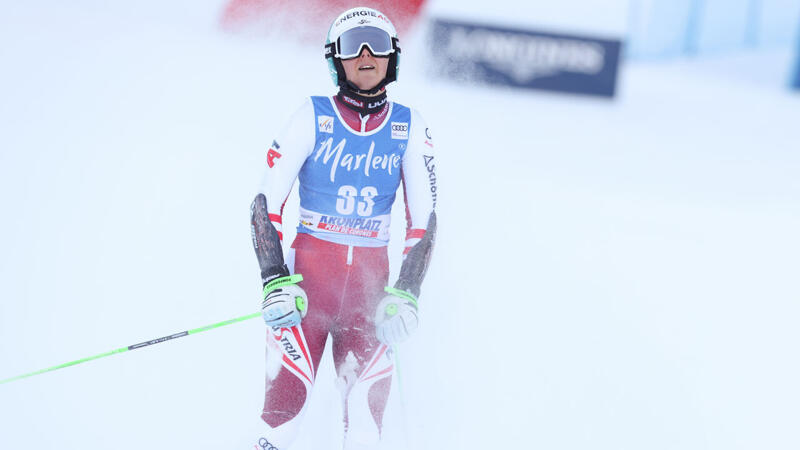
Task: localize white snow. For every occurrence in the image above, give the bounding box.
[1,2,799,450]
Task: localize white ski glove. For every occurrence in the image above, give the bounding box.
[261,274,308,329]
[374,287,419,345]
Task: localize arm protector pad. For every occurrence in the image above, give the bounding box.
[250,193,290,284]
[394,211,437,298]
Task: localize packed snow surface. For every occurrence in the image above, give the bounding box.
[1,2,799,449]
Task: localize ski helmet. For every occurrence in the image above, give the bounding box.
[325,7,401,94]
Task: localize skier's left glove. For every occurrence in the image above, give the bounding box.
[261,274,308,329]
[374,287,419,345]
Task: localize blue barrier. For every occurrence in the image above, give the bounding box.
[793,25,800,89]
[629,0,800,57]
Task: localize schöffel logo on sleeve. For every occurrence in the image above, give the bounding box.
[391,122,409,140]
[430,19,622,97]
[318,115,334,133]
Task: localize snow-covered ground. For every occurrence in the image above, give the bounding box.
[1,2,799,449]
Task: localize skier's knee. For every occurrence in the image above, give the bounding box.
[262,371,310,428]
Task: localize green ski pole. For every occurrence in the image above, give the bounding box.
[0,311,261,385]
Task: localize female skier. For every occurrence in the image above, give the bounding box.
[249,6,437,450]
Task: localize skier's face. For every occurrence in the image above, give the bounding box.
[340,47,389,92]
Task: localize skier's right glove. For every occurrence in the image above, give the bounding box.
[374,287,419,345]
[261,274,308,329]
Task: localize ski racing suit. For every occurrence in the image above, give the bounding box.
[251,95,437,448]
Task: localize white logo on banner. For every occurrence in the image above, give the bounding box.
[446,27,605,83]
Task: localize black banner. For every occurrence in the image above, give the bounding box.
[430,18,623,97]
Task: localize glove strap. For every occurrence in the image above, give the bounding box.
[262,274,304,298]
[384,286,418,309]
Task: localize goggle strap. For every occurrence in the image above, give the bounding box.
[324,42,336,59]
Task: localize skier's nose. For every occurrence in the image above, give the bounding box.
[358,47,372,59]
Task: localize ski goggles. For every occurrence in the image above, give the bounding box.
[331,26,397,60]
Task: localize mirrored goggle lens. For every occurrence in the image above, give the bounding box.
[336,26,394,59]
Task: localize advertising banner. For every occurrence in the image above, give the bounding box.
[430,18,622,97]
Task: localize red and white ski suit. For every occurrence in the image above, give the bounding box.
[255,95,436,448]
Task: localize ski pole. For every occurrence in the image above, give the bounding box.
[391,344,414,449]
[0,311,261,385]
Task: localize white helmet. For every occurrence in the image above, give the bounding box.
[325,7,401,94]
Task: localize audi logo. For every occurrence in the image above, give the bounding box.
[257,437,279,450]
